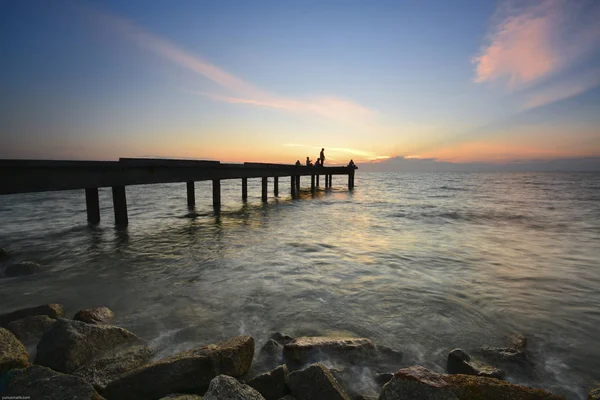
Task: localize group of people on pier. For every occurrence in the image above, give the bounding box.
[294,148,356,169]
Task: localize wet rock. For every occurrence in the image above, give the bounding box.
[283,336,376,366]
[246,364,289,400]
[74,306,116,325]
[380,366,458,400]
[447,348,504,379]
[204,375,265,400]
[379,366,565,400]
[589,388,600,400]
[73,345,154,391]
[257,339,283,368]
[0,327,30,373]
[159,395,203,400]
[0,303,65,326]
[480,346,529,364]
[509,334,528,350]
[6,315,56,344]
[35,318,142,373]
[5,261,41,277]
[375,372,393,386]
[2,365,104,400]
[271,332,294,346]
[102,335,254,400]
[0,247,8,259]
[287,362,350,400]
[445,373,565,399]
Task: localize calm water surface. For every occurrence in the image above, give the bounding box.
[1,172,599,398]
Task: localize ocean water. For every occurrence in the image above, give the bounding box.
[0,172,599,398]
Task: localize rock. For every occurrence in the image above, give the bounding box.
[259,339,283,362]
[283,337,376,365]
[0,327,30,373]
[6,315,56,344]
[102,335,254,400]
[355,396,377,400]
[159,395,203,400]
[480,346,529,364]
[1,365,104,399]
[74,306,116,325]
[445,373,565,399]
[4,261,41,277]
[379,366,565,400]
[271,332,294,346]
[278,396,298,400]
[73,345,154,391]
[589,388,600,400]
[375,372,393,386]
[447,348,504,379]
[379,366,458,400]
[0,303,65,326]
[0,247,8,259]
[246,364,289,400]
[287,362,350,400]
[509,334,528,350]
[204,375,265,400]
[35,318,142,373]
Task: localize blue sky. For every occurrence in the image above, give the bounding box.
[1,0,599,168]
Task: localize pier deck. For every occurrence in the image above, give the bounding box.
[0,158,356,225]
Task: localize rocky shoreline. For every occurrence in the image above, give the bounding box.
[0,303,597,400]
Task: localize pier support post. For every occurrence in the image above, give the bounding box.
[291,176,296,197]
[186,181,195,208]
[242,178,248,201]
[316,175,320,187]
[296,176,300,193]
[274,176,279,197]
[329,174,333,187]
[262,177,268,202]
[212,180,221,209]
[112,186,128,226]
[311,175,315,192]
[348,171,355,190]
[85,188,100,224]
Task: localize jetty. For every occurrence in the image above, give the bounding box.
[0,158,357,226]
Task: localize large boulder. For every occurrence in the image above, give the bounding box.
[1,365,104,399]
[287,362,350,400]
[4,261,41,277]
[74,306,115,325]
[283,337,376,366]
[203,375,265,400]
[379,366,565,400]
[6,315,56,344]
[0,303,64,326]
[246,364,289,400]
[74,345,154,391]
[35,318,142,373]
[589,387,600,400]
[102,335,254,400]
[447,348,504,379]
[0,327,30,373]
[480,346,529,364]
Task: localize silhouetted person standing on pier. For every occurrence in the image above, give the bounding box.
[320,148,325,165]
[306,157,312,166]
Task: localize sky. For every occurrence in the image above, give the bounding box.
[1,0,599,170]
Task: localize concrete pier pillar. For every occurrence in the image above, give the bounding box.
[212,179,221,209]
[325,175,329,188]
[262,177,268,202]
[112,186,128,226]
[330,174,333,187]
[348,171,355,190]
[296,176,300,193]
[242,178,248,201]
[186,181,195,207]
[291,176,296,197]
[274,176,279,197]
[311,175,315,192]
[316,175,320,187]
[85,188,100,224]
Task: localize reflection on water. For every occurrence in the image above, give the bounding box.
[1,173,599,399]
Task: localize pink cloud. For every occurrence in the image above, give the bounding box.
[521,69,600,110]
[473,0,600,89]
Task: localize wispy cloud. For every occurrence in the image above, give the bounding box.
[473,0,600,89]
[521,69,600,110]
[90,6,376,125]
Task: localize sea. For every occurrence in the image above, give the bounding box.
[0,172,599,399]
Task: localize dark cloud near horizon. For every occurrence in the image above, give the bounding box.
[359,156,600,172]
